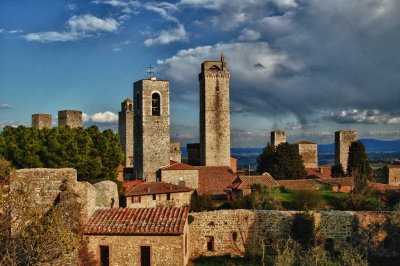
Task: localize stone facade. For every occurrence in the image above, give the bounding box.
[187,143,201,166]
[161,169,199,189]
[271,130,286,146]
[199,54,231,167]
[385,165,400,185]
[93,181,119,208]
[126,191,192,208]
[58,110,83,128]
[134,79,170,182]
[31,113,52,129]
[170,142,182,163]
[118,98,134,167]
[335,131,357,173]
[294,141,318,168]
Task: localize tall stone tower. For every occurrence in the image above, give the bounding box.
[58,110,82,128]
[271,130,286,146]
[335,130,357,173]
[32,114,52,129]
[118,98,134,167]
[134,78,170,182]
[199,53,231,166]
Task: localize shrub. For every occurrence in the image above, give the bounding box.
[188,215,194,224]
[290,212,315,250]
[344,194,385,211]
[190,192,214,212]
[290,190,325,210]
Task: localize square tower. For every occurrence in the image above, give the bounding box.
[294,141,318,168]
[134,78,170,182]
[58,110,82,128]
[118,98,134,167]
[32,114,52,129]
[170,142,182,163]
[271,130,286,146]
[199,53,231,166]
[335,130,357,173]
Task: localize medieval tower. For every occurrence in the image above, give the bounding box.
[118,98,134,167]
[271,130,286,146]
[134,78,170,182]
[199,53,231,166]
[335,130,357,173]
[32,114,52,129]
[58,110,82,128]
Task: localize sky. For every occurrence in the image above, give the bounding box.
[0,0,399,147]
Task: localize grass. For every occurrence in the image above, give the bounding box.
[278,189,348,210]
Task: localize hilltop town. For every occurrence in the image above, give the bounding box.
[1,55,400,265]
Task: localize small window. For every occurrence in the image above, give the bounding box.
[152,194,156,201]
[185,233,188,255]
[179,180,185,187]
[131,196,141,203]
[100,245,109,266]
[206,236,214,251]
[152,93,160,116]
[140,246,151,266]
[167,193,171,201]
[129,104,133,111]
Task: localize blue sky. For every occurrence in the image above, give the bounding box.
[1,0,399,147]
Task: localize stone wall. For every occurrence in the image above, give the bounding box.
[126,191,192,208]
[335,131,357,173]
[31,114,52,129]
[295,142,318,168]
[199,58,231,167]
[385,166,400,186]
[189,210,398,259]
[161,169,199,189]
[118,99,134,167]
[271,130,286,146]
[58,110,83,128]
[170,142,182,163]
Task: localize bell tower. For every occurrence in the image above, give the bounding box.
[199,53,231,166]
[118,98,134,167]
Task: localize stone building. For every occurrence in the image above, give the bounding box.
[271,130,286,146]
[384,165,400,186]
[161,161,199,189]
[170,142,182,163]
[199,53,231,167]
[134,78,170,182]
[31,114,52,129]
[294,141,318,168]
[124,182,193,208]
[334,130,357,173]
[58,110,83,128]
[83,207,190,266]
[118,98,134,167]
[187,143,201,166]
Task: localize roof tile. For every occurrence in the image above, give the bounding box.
[125,182,193,196]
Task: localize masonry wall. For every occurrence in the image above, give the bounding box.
[189,210,397,259]
[32,114,52,129]
[58,110,83,128]
[271,130,286,146]
[170,142,182,163]
[118,99,134,167]
[126,191,192,208]
[296,143,318,168]
[386,166,400,186]
[335,131,357,173]
[161,169,199,189]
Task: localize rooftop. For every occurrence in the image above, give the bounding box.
[230,174,280,190]
[125,182,193,197]
[160,161,197,171]
[294,141,316,145]
[84,207,188,236]
[278,179,323,190]
[195,166,236,195]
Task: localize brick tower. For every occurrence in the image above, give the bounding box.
[199,53,231,166]
[271,130,286,146]
[133,78,170,182]
[118,98,134,167]
[32,114,52,129]
[335,130,357,173]
[58,110,82,128]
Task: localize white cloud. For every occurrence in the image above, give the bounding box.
[9,29,23,34]
[24,31,83,42]
[66,3,77,11]
[387,117,400,125]
[0,103,13,109]
[82,113,91,122]
[89,111,118,123]
[144,2,179,23]
[144,24,188,46]
[0,28,4,33]
[238,28,260,41]
[92,0,140,14]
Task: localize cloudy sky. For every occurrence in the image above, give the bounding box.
[1,0,399,147]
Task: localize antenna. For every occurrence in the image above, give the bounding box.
[147,64,156,80]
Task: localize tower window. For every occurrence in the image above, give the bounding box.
[136,93,140,116]
[152,93,161,116]
[129,104,133,111]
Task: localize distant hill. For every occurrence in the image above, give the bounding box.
[318,139,400,153]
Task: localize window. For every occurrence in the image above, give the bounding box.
[129,103,133,111]
[179,180,185,187]
[152,194,156,201]
[152,93,160,116]
[166,193,171,201]
[206,236,214,251]
[185,233,188,255]
[131,196,141,203]
[99,245,109,266]
[136,93,140,116]
[140,246,151,266]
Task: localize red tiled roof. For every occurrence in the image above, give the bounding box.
[387,165,400,169]
[294,141,316,145]
[231,174,280,189]
[306,167,332,178]
[195,166,236,195]
[125,182,193,196]
[367,181,400,191]
[278,179,323,190]
[84,207,188,235]
[318,177,355,187]
[160,161,197,170]
[122,180,144,192]
[117,164,124,172]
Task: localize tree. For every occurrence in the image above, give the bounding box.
[331,164,345,178]
[347,141,372,193]
[257,143,306,180]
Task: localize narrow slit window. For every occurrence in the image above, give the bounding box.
[206,236,214,251]
[152,93,160,116]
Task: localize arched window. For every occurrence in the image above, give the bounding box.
[152,93,160,116]
[129,104,133,111]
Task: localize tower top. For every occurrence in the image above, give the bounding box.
[221,52,225,62]
[147,64,156,80]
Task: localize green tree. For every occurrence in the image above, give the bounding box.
[347,141,372,193]
[257,143,306,180]
[331,164,345,178]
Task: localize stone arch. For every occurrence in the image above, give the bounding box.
[151,92,161,116]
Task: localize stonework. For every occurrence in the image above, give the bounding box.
[31,114,52,129]
[335,131,357,173]
[161,169,199,189]
[126,191,192,208]
[170,142,182,163]
[187,143,201,166]
[118,98,134,167]
[385,165,400,185]
[294,141,318,168]
[199,54,231,167]
[58,110,83,128]
[134,79,170,182]
[93,181,119,208]
[271,130,286,146]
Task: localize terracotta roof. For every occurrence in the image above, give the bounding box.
[195,166,236,195]
[122,180,144,192]
[294,141,316,145]
[84,207,188,235]
[387,165,400,169]
[317,177,355,187]
[367,181,400,191]
[117,164,124,172]
[306,167,332,178]
[278,179,323,190]
[160,161,197,171]
[231,174,280,190]
[125,182,193,196]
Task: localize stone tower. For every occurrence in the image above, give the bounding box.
[199,53,231,166]
[118,98,134,167]
[32,114,52,129]
[134,78,170,182]
[170,142,182,163]
[335,130,357,173]
[271,130,286,146]
[294,141,318,168]
[58,110,82,128]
